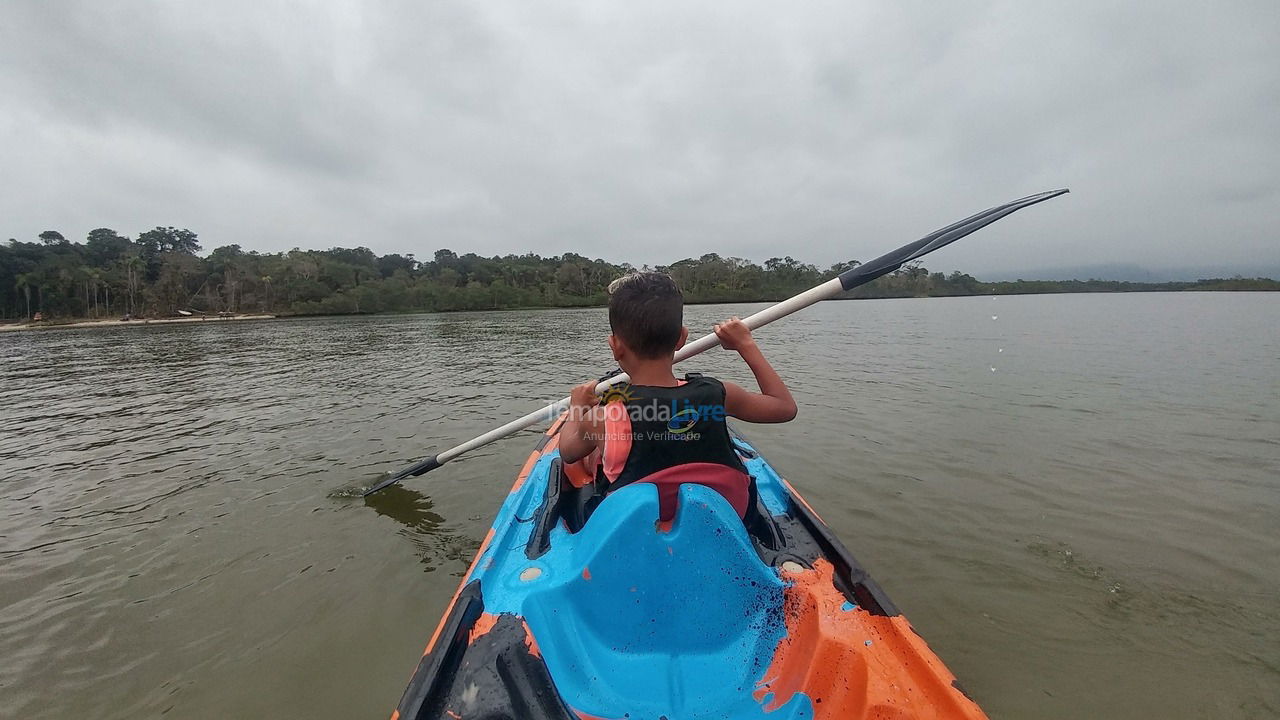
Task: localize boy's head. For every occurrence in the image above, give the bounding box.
[607,272,686,360]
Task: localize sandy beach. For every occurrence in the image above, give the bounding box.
[0,314,276,333]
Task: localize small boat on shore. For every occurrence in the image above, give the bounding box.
[388,416,987,720]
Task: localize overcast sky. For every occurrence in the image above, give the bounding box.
[1,1,1276,277]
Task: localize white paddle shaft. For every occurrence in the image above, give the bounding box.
[435,277,844,464]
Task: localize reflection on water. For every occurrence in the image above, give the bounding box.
[363,485,481,574]
[1,293,1277,719]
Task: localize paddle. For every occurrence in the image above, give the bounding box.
[363,188,1069,496]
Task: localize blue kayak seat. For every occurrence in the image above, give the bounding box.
[517,483,814,719]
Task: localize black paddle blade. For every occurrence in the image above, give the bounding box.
[837,189,1069,292]
[363,454,441,496]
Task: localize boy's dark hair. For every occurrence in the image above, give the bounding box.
[608,272,684,358]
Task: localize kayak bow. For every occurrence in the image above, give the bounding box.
[388,419,988,720]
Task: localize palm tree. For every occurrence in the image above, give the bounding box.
[15,274,31,320]
[86,268,102,318]
[80,265,93,318]
[260,275,272,313]
[123,255,143,315]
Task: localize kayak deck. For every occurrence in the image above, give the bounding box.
[391,419,986,720]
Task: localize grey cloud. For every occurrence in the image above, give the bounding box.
[1,0,1276,277]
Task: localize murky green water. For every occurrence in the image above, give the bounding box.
[1,293,1277,718]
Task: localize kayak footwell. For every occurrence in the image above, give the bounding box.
[390,426,986,720]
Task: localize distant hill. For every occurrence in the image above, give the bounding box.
[981,263,1280,283]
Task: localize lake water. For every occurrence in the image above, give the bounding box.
[1,293,1277,719]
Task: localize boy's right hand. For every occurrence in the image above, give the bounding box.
[570,380,599,410]
[561,380,603,464]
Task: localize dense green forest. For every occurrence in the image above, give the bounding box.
[2,228,1276,321]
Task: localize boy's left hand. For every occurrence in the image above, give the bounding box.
[714,317,757,353]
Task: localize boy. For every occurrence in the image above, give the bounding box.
[559,271,797,520]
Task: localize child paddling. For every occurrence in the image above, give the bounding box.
[559,271,796,520]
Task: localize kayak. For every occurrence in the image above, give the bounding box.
[390,416,988,720]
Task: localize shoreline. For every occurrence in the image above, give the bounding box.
[0,314,276,333]
[2,288,1276,333]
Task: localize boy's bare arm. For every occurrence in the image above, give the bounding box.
[559,380,603,463]
[715,317,798,423]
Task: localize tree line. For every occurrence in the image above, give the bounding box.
[2,228,1276,321]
